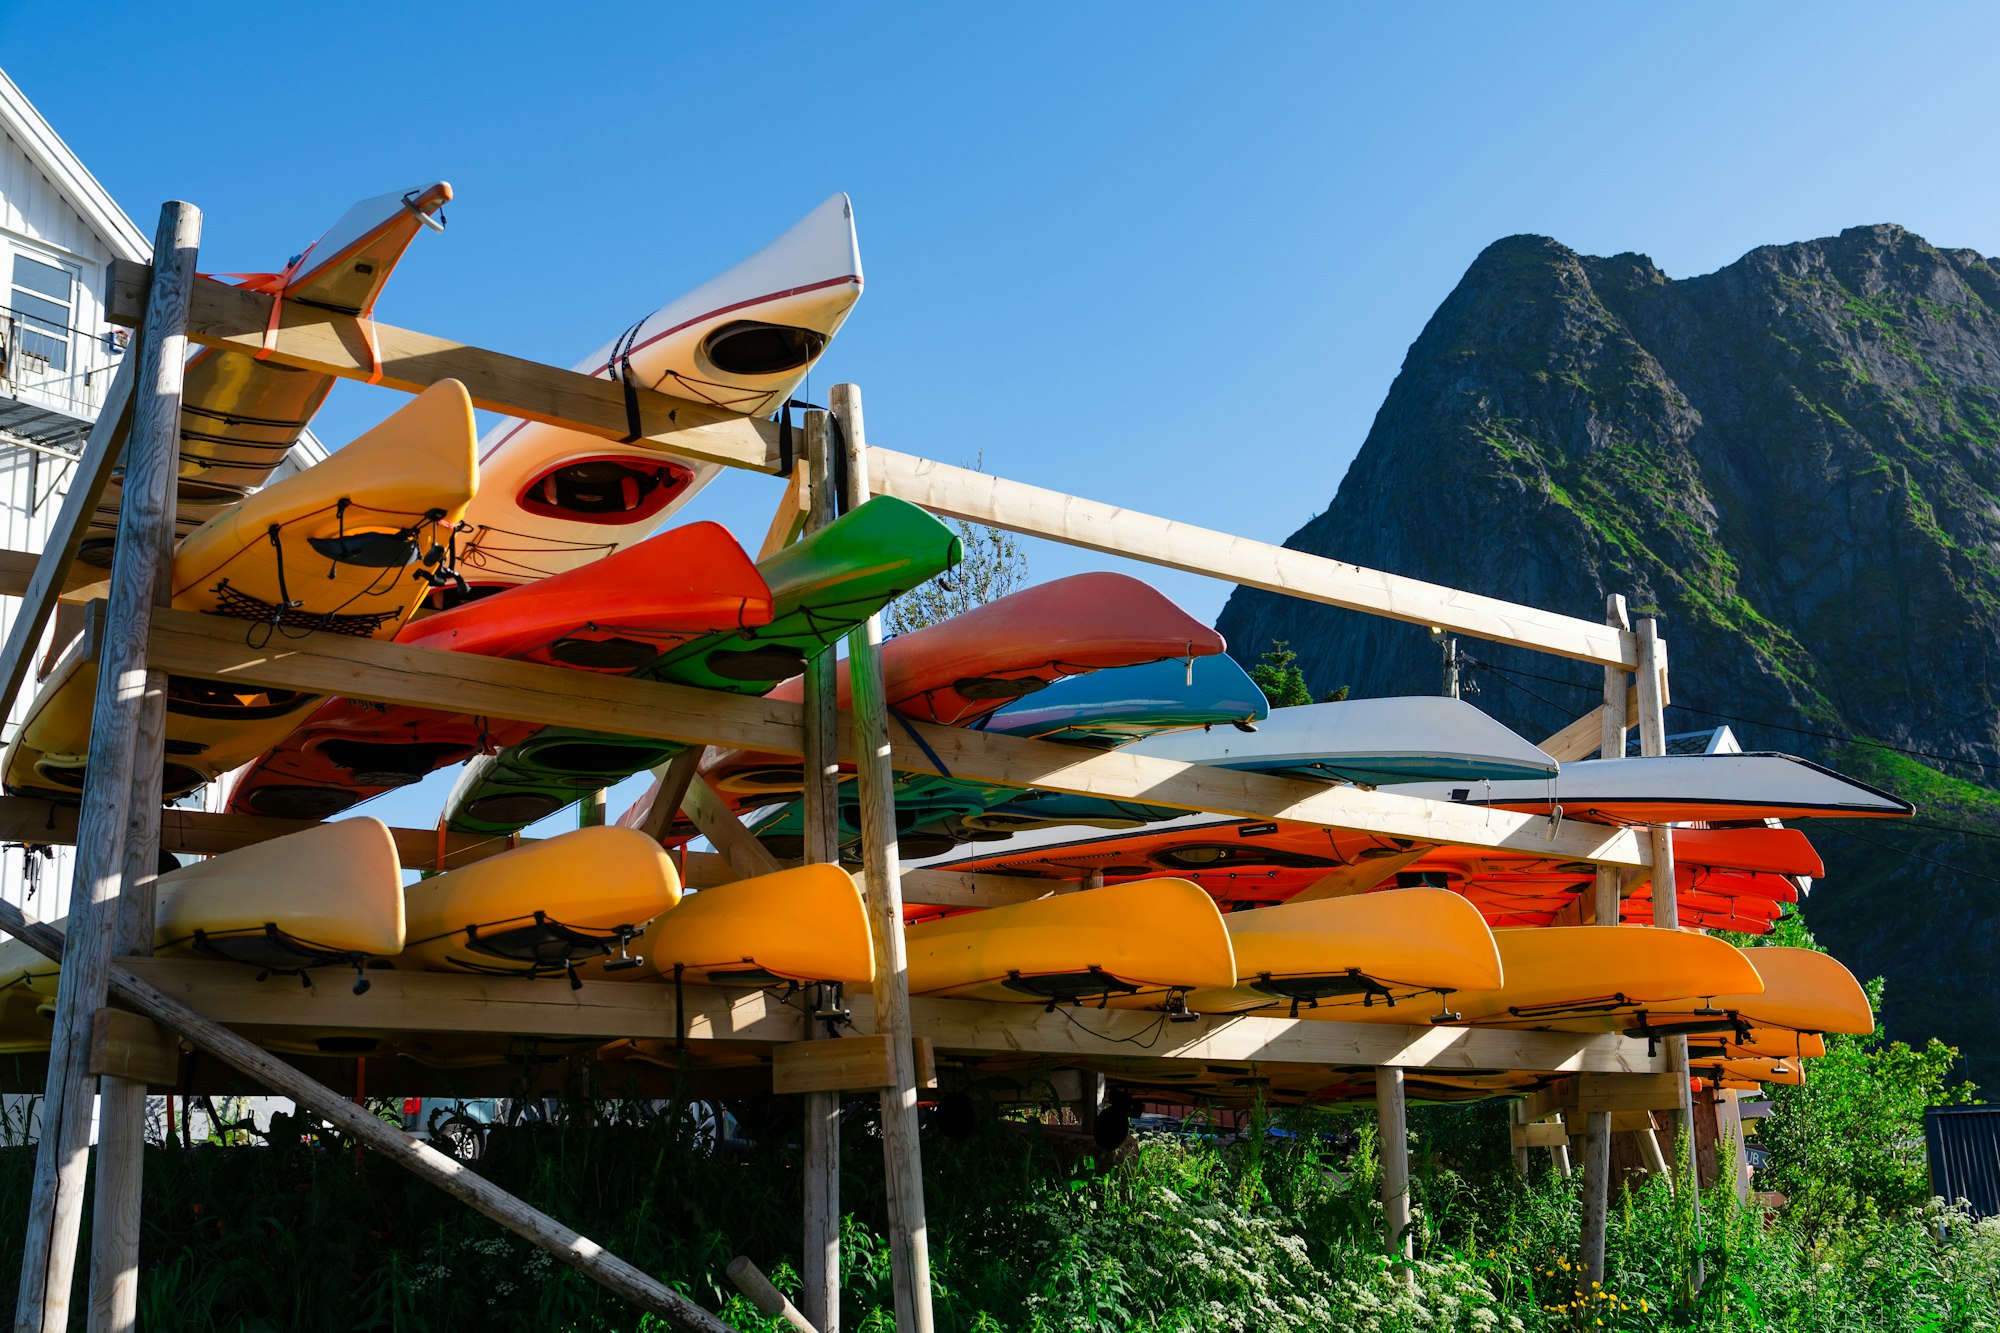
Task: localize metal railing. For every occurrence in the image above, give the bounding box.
[0,300,124,426]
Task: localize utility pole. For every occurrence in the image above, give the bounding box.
[1432,627,1461,699]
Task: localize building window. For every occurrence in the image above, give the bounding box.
[10,252,75,373]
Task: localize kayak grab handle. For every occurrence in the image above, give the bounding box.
[402,190,448,232]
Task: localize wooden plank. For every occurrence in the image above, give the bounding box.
[17,202,198,1333]
[1571,1072,1686,1114]
[1537,687,1638,765]
[86,1009,178,1086]
[1377,1066,1412,1266]
[681,775,784,879]
[835,386,933,1333]
[0,907,738,1333]
[1539,706,1608,766]
[0,797,522,873]
[1590,596,1633,927]
[772,1035,896,1095]
[1512,1120,1569,1148]
[631,749,704,847]
[758,467,812,561]
[141,608,1655,870]
[0,353,133,724]
[0,547,109,598]
[866,448,1639,670]
[796,408,842,1333]
[883,868,1047,911]
[104,957,1661,1072]
[726,1257,819,1333]
[0,803,1036,912]
[107,262,784,477]
[1579,1108,1612,1282]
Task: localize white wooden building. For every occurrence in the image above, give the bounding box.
[0,68,324,923]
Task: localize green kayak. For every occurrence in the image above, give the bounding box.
[441,495,961,836]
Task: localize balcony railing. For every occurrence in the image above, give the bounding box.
[0,303,124,451]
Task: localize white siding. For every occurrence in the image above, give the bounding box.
[0,121,123,924]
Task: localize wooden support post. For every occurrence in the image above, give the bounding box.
[1579,1110,1612,1285]
[681,776,783,879]
[1634,616,1702,1291]
[1510,1101,1532,1175]
[0,900,740,1333]
[86,609,171,1333]
[635,748,704,846]
[16,201,198,1333]
[832,384,934,1333]
[1721,1090,1752,1201]
[1551,1134,1573,1178]
[727,1256,820,1333]
[1376,1066,1412,1268]
[1638,1123,1672,1178]
[1591,595,1631,926]
[1577,595,1629,1283]
[798,409,842,1333]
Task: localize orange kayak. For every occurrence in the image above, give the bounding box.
[227,522,771,819]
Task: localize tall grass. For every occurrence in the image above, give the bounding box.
[1,1083,1996,1331]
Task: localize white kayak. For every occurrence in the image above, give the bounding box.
[1118,697,1558,787]
[1380,753,1912,823]
[452,194,863,598]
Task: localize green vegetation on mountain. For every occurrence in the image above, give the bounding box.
[1219,223,2000,1083]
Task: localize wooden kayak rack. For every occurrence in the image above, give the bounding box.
[2,203,1731,1333]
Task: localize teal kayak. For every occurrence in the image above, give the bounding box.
[750,653,1270,859]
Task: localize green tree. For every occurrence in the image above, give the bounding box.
[883,453,1029,636]
[1750,913,1978,1238]
[1249,640,1313,708]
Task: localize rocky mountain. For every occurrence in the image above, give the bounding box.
[1216,225,2000,1086]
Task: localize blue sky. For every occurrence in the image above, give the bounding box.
[9,2,2000,834]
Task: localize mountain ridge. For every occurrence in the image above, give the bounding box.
[1216,223,2000,1083]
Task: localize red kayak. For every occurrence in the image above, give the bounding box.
[227,522,772,820]
[701,571,1226,801]
[911,814,1819,933]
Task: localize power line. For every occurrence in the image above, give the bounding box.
[1465,656,2000,854]
[1468,655,2000,778]
[1817,823,2000,889]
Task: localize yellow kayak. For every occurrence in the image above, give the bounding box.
[1319,925,1764,1027]
[1694,1054,1808,1087]
[0,937,58,1054]
[1731,1028,1827,1060]
[577,864,874,987]
[1628,946,1873,1037]
[1150,889,1502,1019]
[155,818,404,982]
[402,825,680,978]
[7,380,478,802]
[905,878,1236,1003]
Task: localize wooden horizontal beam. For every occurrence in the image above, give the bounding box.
[106,262,783,477]
[772,1034,896,1094]
[1523,1071,1686,1120]
[87,1008,178,1086]
[0,548,116,599]
[116,958,1661,1074]
[0,796,518,873]
[0,797,1045,909]
[142,608,1652,868]
[866,448,1639,670]
[1512,1120,1569,1148]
